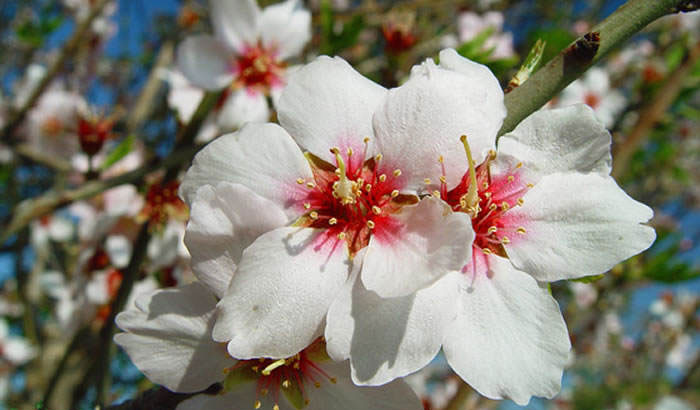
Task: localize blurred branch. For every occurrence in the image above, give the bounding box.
[611,40,700,179]
[0,0,111,142]
[15,144,73,173]
[104,384,221,410]
[498,0,698,136]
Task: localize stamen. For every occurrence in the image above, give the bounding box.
[375,153,383,162]
[459,135,479,216]
[517,227,527,234]
[507,175,515,182]
[378,174,387,182]
[273,404,280,410]
[371,206,382,215]
[432,190,441,198]
[365,184,372,192]
[330,147,357,205]
[424,178,431,184]
[390,190,399,198]
[310,211,319,220]
[367,220,375,229]
[347,147,353,156]
[439,176,447,184]
[306,182,316,189]
[517,198,524,206]
[254,400,262,409]
[487,226,498,234]
[501,236,510,244]
[393,169,402,177]
[337,232,346,240]
[328,218,338,225]
[282,380,291,388]
[296,178,305,184]
[303,203,311,209]
[261,359,286,376]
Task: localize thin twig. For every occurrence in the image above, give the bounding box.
[498,0,697,136]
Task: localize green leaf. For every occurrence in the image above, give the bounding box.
[456,27,496,60]
[571,274,605,284]
[100,135,134,171]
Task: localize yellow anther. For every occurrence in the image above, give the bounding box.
[488,149,497,159]
[507,175,515,182]
[482,248,493,254]
[367,220,375,229]
[517,198,524,206]
[372,206,382,215]
[330,377,337,384]
[254,400,262,409]
[363,137,370,143]
[483,182,489,189]
[390,190,399,198]
[273,405,280,410]
[314,382,321,388]
[375,153,383,162]
[501,236,511,244]
[365,184,372,192]
[261,359,286,376]
[489,203,498,211]
[501,202,510,211]
[424,178,431,184]
[484,192,492,198]
[527,183,534,188]
[310,211,319,220]
[432,190,441,198]
[337,232,346,240]
[517,227,527,234]
[306,182,316,188]
[251,366,259,372]
[487,226,498,234]
[296,178,305,184]
[303,202,311,209]
[516,162,523,168]
[393,169,402,177]
[347,147,353,156]
[460,135,479,216]
[329,218,338,225]
[260,388,268,395]
[331,147,358,205]
[439,175,447,184]
[378,174,387,182]
[438,155,444,163]
[282,380,291,388]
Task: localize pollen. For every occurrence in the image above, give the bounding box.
[391,190,399,198]
[306,181,316,189]
[328,218,338,225]
[296,178,305,184]
[309,211,319,220]
[517,227,527,234]
[393,169,402,177]
[371,206,382,215]
[367,220,375,229]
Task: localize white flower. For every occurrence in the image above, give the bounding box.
[0,319,37,366]
[181,52,501,359]
[325,50,655,405]
[176,0,312,130]
[557,67,626,128]
[569,282,598,308]
[114,283,423,410]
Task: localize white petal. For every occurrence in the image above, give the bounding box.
[177,35,234,91]
[362,197,473,297]
[105,234,132,269]
[306,360,423,410]
[259,0,311,60]
[176,384,284,410]
[210,0,260,52]
[278,56,387,165]
[443,254,571,405]
[505,173,656,281]
[179,123,313,218]
[215,88,270,131]
[164,69,205,123]
[213,227,350,359]
[374,50,504,192]
[184,182,288,297]
[114,283,235,393]
[326,267,461,385]
[496,105,612,182]
[3,337,37,365]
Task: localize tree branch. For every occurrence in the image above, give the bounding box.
[498,0,697,136]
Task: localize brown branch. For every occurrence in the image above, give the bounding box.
[611,40,700,179]
[104,384,221,410]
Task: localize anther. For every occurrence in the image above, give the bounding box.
[516,162,523,168]
[439,176,447,184]
[282,380,291,388]
[306,182,316,189]
[527,183,534,188]
[328,218,338,225]
[273,405,280,410]
[487,226,498,234]
[517,227,527,234]
[517,198,524,206]
[432,190,441,198]
[501,236,510,244]
[424,178,431,184]
[347,147,353,156]
[507,175,515,182]
[365,184,372,192]
[367,220,375,229]
[378,174,387,182]
[254,400,261,409]
[303,202,311,209]
[501,202,510,211]
[489,203,498,211]
[393,169,402,177]
[260,388,268,395]
[375,153,383,162]
[330,377,337,384]
[390,190,399,198]
[314,382,321,388]
[438,155,444,163]
[310,211,319,220]
[363,137,370,143]
[371,206,381,215]
[482,248,493,254]
[296,178,305,184]
[337,232,346,240]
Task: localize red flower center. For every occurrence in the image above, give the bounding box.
[583,92,601,109]
[295,141,413,256]
[140,180,187,228]
[233,43,286,93]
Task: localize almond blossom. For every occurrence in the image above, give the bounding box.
[179,53,497,360]
[324,49,656,405]
[557,67,626,128]
[177,0,311,130]
[114,283,423,410]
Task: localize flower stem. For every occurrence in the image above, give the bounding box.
[498,0,698,136]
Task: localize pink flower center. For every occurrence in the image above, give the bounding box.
[439,136,531,277]
[225,339,336,410]
[295,141,413,256]
[232,43,286,94]
[583,92,601,109]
